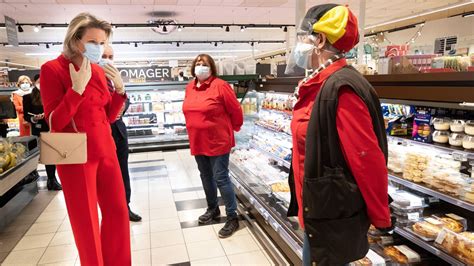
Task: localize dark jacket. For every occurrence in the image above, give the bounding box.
[303,66,388,265]
[23,88,49,137]
[111,98,130,140]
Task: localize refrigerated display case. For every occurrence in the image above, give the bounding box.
[123,82,189,152]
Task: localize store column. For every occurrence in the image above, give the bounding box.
[357,0,366,65]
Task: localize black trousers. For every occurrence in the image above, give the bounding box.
[112,124,131,205]
[45,165,56,181]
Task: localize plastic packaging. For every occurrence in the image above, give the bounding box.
[463,135,474,150]
[433,130,449,144]
[432,117,451,131]
[465,120,474,135]
[450,119,465,133]
[435,229,474,265]
[383,245,421,264]
[449,133,465,146]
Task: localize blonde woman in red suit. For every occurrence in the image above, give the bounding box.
[40,13,130,266]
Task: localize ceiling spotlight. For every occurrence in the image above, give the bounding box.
[162,25,167,32]
[134,42,138,48]
[17,25,24,33]
[176,42,180,47]
[46,44,50,49]
[250,42,254,47]
[240,26,245,32]
[178,25,183,32]
[214,42,218,47]
[34,26,40,33]
[225,26,230,32]
[283,26,287,32]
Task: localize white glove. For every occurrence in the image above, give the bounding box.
[103,63,125,95]
[69,58,92,95]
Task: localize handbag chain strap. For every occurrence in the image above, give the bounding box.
[48,110,79,133]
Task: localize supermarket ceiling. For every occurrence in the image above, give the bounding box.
[0,0,473,68]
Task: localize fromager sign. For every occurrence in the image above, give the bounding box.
[118,66,172,83]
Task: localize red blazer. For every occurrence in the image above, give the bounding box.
[40,54,126,160]
[183,76,243,156]
[291,59,390,229]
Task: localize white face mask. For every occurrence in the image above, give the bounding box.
[293,42,315,70]
[99,58,113,67]
[195,65,211,81]
[20,83,31,90]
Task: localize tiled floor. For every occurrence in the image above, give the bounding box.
[1,149,274,265]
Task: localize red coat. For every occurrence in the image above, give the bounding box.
[291,58,390,229]
[40,55,126,160]
[183,76,243,156]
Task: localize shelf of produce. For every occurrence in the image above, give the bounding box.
[249,142,291,169]
[254,122,292,138]
[388,174,474,212]
[388,136,474,159]
[394,227,463,265]
[0,150,39,196]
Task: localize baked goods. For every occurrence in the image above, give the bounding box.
[436,229,474,265]
[352,249,386,265]
[271,182,290,192]
[383,245,420,264]
[413,220,442,238]
[463,135,474,150]
[458,232,474,264]
[451,120,465,133]
[432,117,451,131]
[439,217,464,233]
[449,133,464,146]
[403,150,430,183]
[433,130,449,144]
[465,120,474,135]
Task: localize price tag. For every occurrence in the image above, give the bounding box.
[452,152,466,162]
[425,217,443,226]
[428,197,440,203]
[446,213,464,221]
[407,212,420,221]
[435,229,447,245]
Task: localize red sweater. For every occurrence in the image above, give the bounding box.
[182,76,243,156]
[40,54,126,160]
[291,59,390,228]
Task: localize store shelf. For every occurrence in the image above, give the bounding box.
[128,134,188,144]
[261,108,293,117]
[388,174,474,212]
[127,124,157,128]
[130,99,184,104]
[254,122,292,138]
[125,110,182,116]
[388,136,474,160]
[394,227,463,265]
[249,141,291,169]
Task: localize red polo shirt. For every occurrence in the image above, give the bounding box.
[183,76,244,156]
[291,59,390,228]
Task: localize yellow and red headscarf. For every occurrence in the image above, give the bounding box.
[300,4,359,52]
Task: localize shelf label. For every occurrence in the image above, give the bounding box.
[407,212,420,221]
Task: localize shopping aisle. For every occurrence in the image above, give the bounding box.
[1,149,274,265]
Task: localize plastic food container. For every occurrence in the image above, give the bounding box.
[433,130,449,144]
[465,120,474,135]
[383,245,421,264]
[435,229,474,265]
[449,133,465,147]
[432,117,451,131]
[450,119,465,132]
[463,135,474,150]
[391,203,425,226]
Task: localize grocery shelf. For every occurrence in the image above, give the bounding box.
[254,122,292,138]
[388,174,474,212]
[261,108,293,117]
[388,136,474,159]
[127,124,157,128]
[124,112,156,116]
[394,227,463,265]
[249,141,291,169]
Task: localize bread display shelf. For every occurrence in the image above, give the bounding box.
[389,174,474,212]
[394,227,463,265]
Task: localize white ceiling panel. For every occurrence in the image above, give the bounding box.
[132,0,153,4]
[177,0,199,6]
[221,0,242,6]
[154,0,178,4]
[55,0,82,3]
[3,0,30,2]
[107,0,131,4]
[83,0,107,3]
[29,0,57,3]
[200,0,223,5]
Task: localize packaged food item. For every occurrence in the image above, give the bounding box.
[433,130,449,144]
[351,249,386,265]
[465,120,474,135]
[435,213,466,233]
[463,135,474,150]
[412,111,432,143]
[270,181,290,192]
[435,229,474,264]
[432,117,451,131]
[383,245,421,264]
[412,218,443,240]
[451,119,465,132]
[402,149,430,183]
[391,203,424,226]
[449,133,465,146]
[387,142,406,174]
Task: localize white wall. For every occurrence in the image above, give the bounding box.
[380,15,474,54]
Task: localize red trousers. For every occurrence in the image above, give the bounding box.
[57,154,131,266]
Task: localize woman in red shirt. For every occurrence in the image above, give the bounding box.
[40,13,130,265]
[182,54,243,238]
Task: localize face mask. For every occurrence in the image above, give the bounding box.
[99,58,113,67]
[83,43,104,64]
[195,65,211,81]
[293,42,315,70]
[20,83,31,90]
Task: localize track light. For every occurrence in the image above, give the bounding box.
[134,42,138,48]
[163,25,167,32]
[225,26,230,32]
[34,26,40,33]
[283,26,287,32]
[178,25,183,32]
[176,42,180,47]
[240,26,245,32]
[214,42,218,47]
[46,43,50,49]
[250,42,254,47]
[17,25,24,33]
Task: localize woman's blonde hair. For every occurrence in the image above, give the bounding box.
[63,13,112,59]
[17,75,32,87]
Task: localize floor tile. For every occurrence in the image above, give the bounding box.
[131,233,151,251]
[150,229,184,248]
[0,235,22,253]
[149,207,178,220]
[26,220,62,236]
[13,233,55,251]
[186,240,225,261]
[35,210,68,223]
[227,250,271,266]
[150,217,181,233]
[151,244,189,265]
[58,219,72,232]
[219,234,260,255]
[191,256,230,265]
[39,244,78,264]
[2,247,46,265]
[50,231,75,246]
[182,225,217,243]
[38,260,76,266]
[177,208,206,223]
[130,221,150,235]
[173,191,200,201]
[132,249,151,265]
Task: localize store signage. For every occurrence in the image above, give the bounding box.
[118,66,172,83]
[4,16,19,47]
